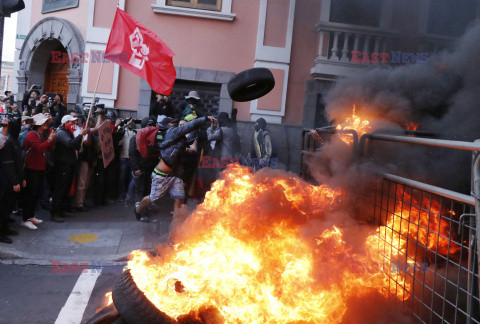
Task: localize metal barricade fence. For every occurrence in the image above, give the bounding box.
[361,134,480,324]
[304,129,480,323]
[373,175,478,323]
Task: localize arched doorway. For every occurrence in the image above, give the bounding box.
[17,17,84,106]
[43,44,69,105]
[28,39,69,105]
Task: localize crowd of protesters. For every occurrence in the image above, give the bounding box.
[0,87,274,243]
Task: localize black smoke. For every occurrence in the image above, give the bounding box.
[321,23,480,193]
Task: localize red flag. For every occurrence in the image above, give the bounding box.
[105,8,176,95]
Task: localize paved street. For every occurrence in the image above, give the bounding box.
[0,264,120,324]
[0,199,181,262]
[0,198,200,324]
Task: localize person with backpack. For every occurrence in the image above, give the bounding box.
[21,113,56,230]
[129,117,159,215]
[134,114,217,221]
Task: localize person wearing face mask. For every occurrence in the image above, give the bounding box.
[21,114,56,230]
[151,93,175,119]
[50,115,88,222]
[250,118,273,171]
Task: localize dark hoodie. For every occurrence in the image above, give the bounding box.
[159,117,209,169]
[53,125,83,165]
[0,120,24,186]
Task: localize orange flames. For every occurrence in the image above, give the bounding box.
[406,122,419,131]
[97,292,113,313]
[336,105,372,144]
[126,165,458,323]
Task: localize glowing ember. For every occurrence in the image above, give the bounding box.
[125,165,458,323]
[336,105,372,144]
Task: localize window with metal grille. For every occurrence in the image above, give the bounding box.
[150,80,222,118]
[166,0,222,11]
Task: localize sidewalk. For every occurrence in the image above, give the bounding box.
[0,199,178,265]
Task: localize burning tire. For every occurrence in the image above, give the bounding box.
[112,270,176,324]
[228,68,275,102]
[85,303,123,324]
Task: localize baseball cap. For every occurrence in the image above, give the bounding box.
[61,115,78,124]
[33,113,49,126]
[21,116,34,122]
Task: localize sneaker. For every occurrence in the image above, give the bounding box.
[0,235,13,244]
[134,202,142,220]
[21,221,38,230]
[29,217,43,225]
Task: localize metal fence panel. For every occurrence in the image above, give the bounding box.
[373,178,479,323]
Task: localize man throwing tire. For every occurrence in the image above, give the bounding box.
[134,115,217,221]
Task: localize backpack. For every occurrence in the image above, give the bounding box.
[136,126,164,158]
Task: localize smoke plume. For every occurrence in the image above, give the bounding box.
[318,23,480,192]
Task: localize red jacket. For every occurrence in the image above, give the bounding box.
[24,131,55,171]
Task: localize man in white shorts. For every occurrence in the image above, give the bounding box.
[134,114,216,221]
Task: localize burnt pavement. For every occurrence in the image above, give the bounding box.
[0,198,183,265]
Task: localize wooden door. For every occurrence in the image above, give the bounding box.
[44,61,69,104]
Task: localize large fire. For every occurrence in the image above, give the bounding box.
[126,165,458,323]
[336,105,372,144]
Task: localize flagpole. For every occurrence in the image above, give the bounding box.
[85,59,105,127]
[82,59,105,148]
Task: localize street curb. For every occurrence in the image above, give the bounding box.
[0,258,128,266]
[0,246,160,265]
[0,249,135,265]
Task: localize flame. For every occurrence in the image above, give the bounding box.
[126,165,458,323]
[406,122,419,131]
[96,292,113,313]
[336,105,372,144]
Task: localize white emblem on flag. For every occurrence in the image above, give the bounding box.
[129,27,150,69]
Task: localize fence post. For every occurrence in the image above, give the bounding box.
[472,144,480,319]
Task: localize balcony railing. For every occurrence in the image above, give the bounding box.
[313,21,400,65]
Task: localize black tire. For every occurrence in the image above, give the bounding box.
[227,68,275,102]
[112,270,177,324]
